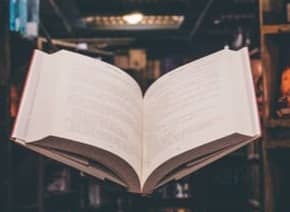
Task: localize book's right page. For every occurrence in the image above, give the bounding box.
[142,48,260,185]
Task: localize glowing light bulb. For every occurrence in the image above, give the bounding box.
[123,12,143,24]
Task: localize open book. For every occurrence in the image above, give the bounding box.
[11,47,261,194]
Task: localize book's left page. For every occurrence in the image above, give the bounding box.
[12,50,144,181]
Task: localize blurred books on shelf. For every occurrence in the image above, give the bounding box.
[46,166,71,193]
[9,85,20,118]
[113,54,129,70]
[9,0,39,38]
[129,49,147,71]
[0,86,6,123]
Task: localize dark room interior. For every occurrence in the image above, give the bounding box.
[1,0,290,212]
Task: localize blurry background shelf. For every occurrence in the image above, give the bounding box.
[264,119,290,128]
[262,24,290,34]
[266,139,290,149]
[260,0,290,212]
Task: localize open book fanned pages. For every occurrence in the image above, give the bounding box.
[11,47,261,194]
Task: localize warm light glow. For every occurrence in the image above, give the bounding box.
[123,12,144,24]
[83,15,184,29]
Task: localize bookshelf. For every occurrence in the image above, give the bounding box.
[261,24,290,34]
[260,0,290,211]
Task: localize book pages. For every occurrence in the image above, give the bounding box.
[26,51,144,179]
[142,50,239,184]
[228,49,261,136]
[13,51,59,142]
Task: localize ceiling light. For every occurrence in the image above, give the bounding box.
[123,12,144,25]
[82,15,184,30]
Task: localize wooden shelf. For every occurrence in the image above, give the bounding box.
[266,139,290,149]
[264,119,290,128]
[262,24,290,34]
[261,18,290,212]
